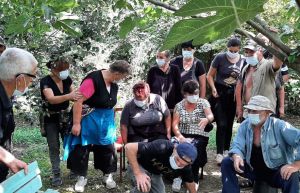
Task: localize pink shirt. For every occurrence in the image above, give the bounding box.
[79,78,95,99]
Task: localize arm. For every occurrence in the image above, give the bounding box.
[43,87,81,104]
[125,143,151,192]
[235,80,243,121]
[198,74,206,98]
[71,96,87,136]
[272,45,283,71]
[0,147,28,174]
[164,114,171,140]
[185,182,196,193]
[207,67,218,97]
[174,66,183,103]
[172,111,185,142]
[120,124,128,144]
[278,86,285,117]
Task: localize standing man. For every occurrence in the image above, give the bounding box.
[221,95,300,193]
[125,139,198,193]
[147,50,182,110]
[0,48,38,182]
[235,42,283,121]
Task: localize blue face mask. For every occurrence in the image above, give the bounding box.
[182,50,193,59]
[186,95,199,104]
[59,70,69,80]
[156,59,165,67]
[169,155,183,170]
[248,113,261,125]
[246,55,259,66]
[226,51,239,59]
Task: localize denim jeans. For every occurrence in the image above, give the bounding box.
[45,122,64,175]
[221,157,300,193]
[127,165,165,193]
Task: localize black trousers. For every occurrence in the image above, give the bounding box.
[214,84,236,154]
[67,144,117,176]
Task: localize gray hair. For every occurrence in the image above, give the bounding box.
[109,60,131,74]
[0,48,38,80]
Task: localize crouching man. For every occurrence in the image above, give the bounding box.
[125,139,198,193]
[221,95,300,193]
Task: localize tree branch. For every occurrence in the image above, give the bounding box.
[235,28,287,61]
[246,19,292,54]
[145,0,178,12]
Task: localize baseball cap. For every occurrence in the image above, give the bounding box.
[244,95,274,113]
[176,142,197,163]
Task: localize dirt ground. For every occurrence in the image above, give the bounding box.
[14,114,300,193]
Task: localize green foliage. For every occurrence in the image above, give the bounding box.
[285,69,300,115]
[162,0,267,49]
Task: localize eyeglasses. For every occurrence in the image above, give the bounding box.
[16,73,37,79]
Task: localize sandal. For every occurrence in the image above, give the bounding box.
[239,179,253,188]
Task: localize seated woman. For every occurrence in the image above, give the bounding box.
[120,81,171,143]
[172,80,214,192]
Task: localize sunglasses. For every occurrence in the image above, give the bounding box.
[16,73,37,79]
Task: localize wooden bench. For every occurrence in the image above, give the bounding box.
[0,161,59,193]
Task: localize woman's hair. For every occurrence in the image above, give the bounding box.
[0,48,38,80]
[46,56,70,71]
[109,60,131,74]
[181,80,199,95]
[227,38,241,48]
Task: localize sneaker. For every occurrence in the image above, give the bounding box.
[74,176,87,193]
[216,154,224,165]
[223,150,229,157]
[172,177,182,192]
[51,173,62,186]
[103,173,116,189]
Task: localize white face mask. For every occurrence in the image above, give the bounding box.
[169,155,183,170]
[182,50,193,59]
[226,51,239,59]
[186,95,199,104]
[248,113,261,125]
[134,98,148,108]
[156,59,165,67]
[59,70,69,80]
[246,55,259,66]
[13,77,29,96]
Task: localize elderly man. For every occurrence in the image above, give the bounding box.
[221,95,300,193]
[235,42,283,121]
[125,139,198,193]
[0,36,6,56]
[120,81,171,143]
[0,48,38,182]
[147,50,182,110]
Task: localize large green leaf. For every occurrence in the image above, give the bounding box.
[175,0,265,17]
[4,15,31,35]
[53,20,82,37]
[161,0,267,49]
[118,16,136,38]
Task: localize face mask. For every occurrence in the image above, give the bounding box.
[13,77,29,96]
[59,70,69,80]
[169,155,183,170]
[156,59,165,67]
[248,113,261,125]
[134,99,147,108]
[182,50,193,59]
[246,55,259,66]
[226,51,239,59]
[186,95,199,104]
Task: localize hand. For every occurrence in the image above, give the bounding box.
[72,124,81,136]
[279,106,285,118]
[198,118,209,130]
[232,154,244,173]
[280,164,299,180]
[135,173,151,192]
[7,158,28,174]
[177,135,187,143]
[236,106,243,122]
[69,90,83,101]
[212,88,219,98]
